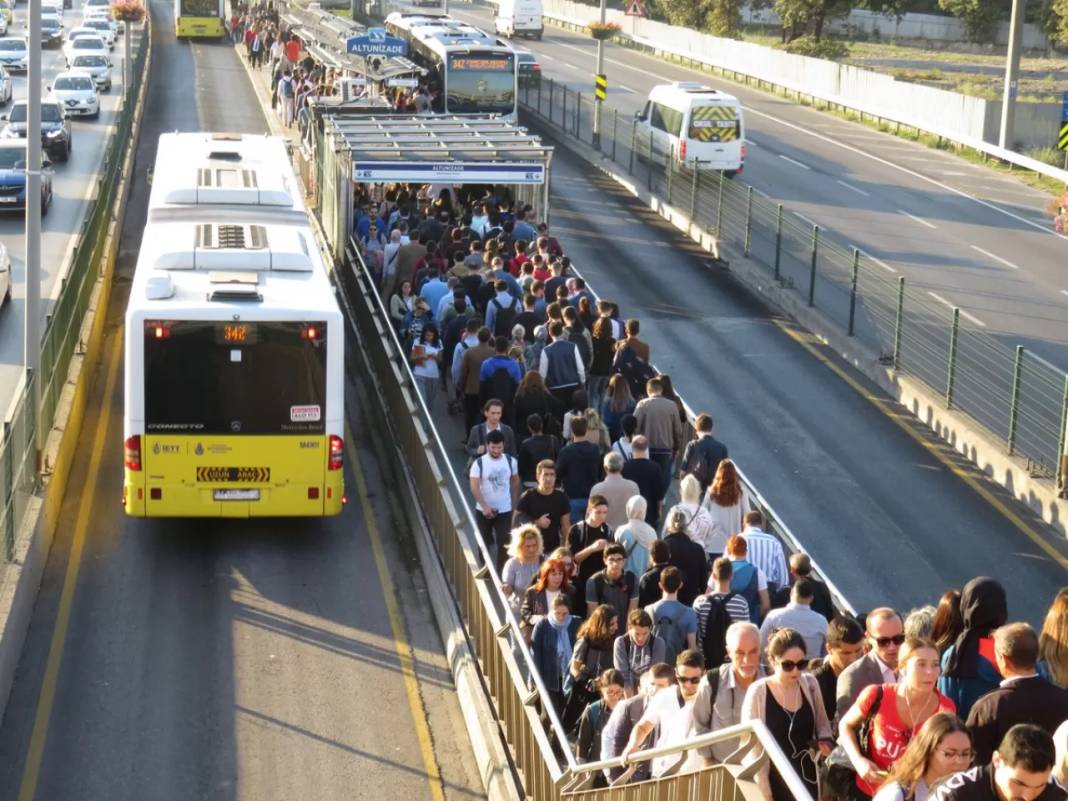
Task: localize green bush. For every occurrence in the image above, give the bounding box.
[1025,146,1066,168]
[779,36,850,59]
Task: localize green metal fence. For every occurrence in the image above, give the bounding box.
[520,77,1068,488]
[0,23,149,579]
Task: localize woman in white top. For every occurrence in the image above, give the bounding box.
[614,496,659,578]
[873,713,974,801]
[410,323,442,412]
[701,458,749,559]
[662,474,717,559]
[501,524,545,616]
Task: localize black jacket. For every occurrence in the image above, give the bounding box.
[664,531,709,607]
[966,676,1068,764]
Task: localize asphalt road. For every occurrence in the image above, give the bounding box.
[0,4,484,800]
[451,2,1068,372]
[0,0,131,417]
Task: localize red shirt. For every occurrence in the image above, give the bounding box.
[284,39,300,63]
[244,28,255,46]
[855,683,956,796]
[532,266,552,282]
[508,253,528,277]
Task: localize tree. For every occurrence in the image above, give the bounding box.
[651,0,744,36]
[1049,0,1068,45]
[768,0,855,41]
[937,0,1003,41]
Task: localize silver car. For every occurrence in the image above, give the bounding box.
[68,53,110,91]
[0,66,12,106]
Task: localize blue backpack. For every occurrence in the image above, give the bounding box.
[729,560,761,622]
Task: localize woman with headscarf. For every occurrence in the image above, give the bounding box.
[531,594,581,714]
[937,576,1006,719]
[614,495,659,578]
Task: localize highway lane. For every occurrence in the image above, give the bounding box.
[0,1,132,417]
[530,145,1067,623]
[0,3,484,799]
[451,3,1068,370]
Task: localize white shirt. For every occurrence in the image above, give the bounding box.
[759,602,828,658]
[411,341,441,379]
[469,452,517,514]
[874,652,899,684]
[640,686,702,777]
[740,526,789,589]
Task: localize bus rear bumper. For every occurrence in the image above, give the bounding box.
[124,472,344,518]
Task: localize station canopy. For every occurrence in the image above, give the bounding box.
[282,9,424,81]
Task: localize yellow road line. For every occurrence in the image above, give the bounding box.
[774,320,1068,571]
[18,332,123,801]
[345,431,447,801]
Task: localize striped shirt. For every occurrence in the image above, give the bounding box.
[693,592,751,642]
[740,527,789,590]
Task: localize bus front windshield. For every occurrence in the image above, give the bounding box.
[144,320,328,435]
[446,53,515,115]
[179,0,218,16]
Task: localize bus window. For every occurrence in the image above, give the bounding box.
[446,53,515,115]
[180,0,217,16]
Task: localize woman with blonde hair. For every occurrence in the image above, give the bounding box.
[663,474,717,559]
[1040,588,1068,687]
[702,458,749,559]
[501,525,544,612]
[873,713,973,801]
[583,407,611,454]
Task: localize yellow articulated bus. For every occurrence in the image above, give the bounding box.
[175,0,225,38]
[123,133,345,517]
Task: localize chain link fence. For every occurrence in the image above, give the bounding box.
[520,77,1068,487]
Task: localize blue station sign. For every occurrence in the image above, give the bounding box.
[346,27,408,57]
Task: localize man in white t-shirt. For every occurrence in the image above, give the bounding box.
[621,649,705,777]
[469,429,519,570]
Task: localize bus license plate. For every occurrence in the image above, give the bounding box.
[214,489,260,501]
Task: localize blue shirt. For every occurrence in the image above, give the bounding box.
[420,278,450,313]
[479,355,523,384]
[485,291,519,331]
[493,270,522,298]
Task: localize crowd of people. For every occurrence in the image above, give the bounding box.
[357,176,1068,801]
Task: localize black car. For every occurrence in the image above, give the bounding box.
[1,100,72,162]
[516,49,541,89]
[40,18,63,48]
[0,141,53,215]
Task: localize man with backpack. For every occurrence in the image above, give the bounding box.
[680,413,729,490]
[692,622,765,765]
[694,558,752,671]
[468,430,519,570]
[478,337,522,427]
[485,280,521,338]
[724,535,770,623]
[644,567,697,668]
[277,68,296,127]
[586,543,639,623]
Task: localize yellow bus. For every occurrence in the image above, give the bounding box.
[123,133,345,517]
[175,0,225,38]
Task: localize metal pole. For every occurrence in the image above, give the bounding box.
[592,0,606,148]
[562,86,568,133]
[946,307,960,408]
[548,78,554,125]
[893,276,905,369]
[774,204,783,281]
[647,129,653,191]
[743,185,753,256]
[998,0,1025,150]
[715,170,724,238]
[575,90,582,138]
[611,106,618,162]
[848,247,859,336]
[690,161,699,222]
[26,0,41,459]
[807,225,819,306]
[1058,375,1068,488]
[1007,345,1024,455]
[124,24,131,103]
[629,119,636,174]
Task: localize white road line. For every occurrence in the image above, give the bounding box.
[794,212,818,227]
[898,209,937,229]
[1061,290,1068,298]
[752,187,770,198]
[927,292,987,327]
[563,61,578,70]
[836,179,870,197]
[970,245,1020,270]
[540,53,555,60]
[779,154,810,170]
[858,249,898,274]
[617,84,635,93]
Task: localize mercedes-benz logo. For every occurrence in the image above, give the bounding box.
[230,421,241,432]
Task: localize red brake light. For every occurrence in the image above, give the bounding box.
[679,139,687,162]
[741,142,748,160]
[124,435,141,471]
[532,64,540,71]
[301,325,319,340]
[328,435,343,470]
[146,321,170,339]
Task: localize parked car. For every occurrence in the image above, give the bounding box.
[49,70,99,118]
[0,1,13,27]
[0,66,11,106]
[1,100,72,162]
[515,49,541,89]
[0,37,27,72]
[63,33,106,66]
[69,52,110,91]
[0,141,53,219]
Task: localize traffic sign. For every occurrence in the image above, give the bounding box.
[1062,91,1068,123]
[1059,123,1068,151]
[594,73,607,101]
[625,0,646,16]
[346,27,408,57]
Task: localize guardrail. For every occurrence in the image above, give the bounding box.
[0,20,150,579]
[518,75,1068,490]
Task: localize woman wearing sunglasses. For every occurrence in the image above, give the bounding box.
[841,637,957,799]
[741,628,835,801]
[873,713,973,801]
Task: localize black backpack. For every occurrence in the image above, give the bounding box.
[480,366,519,419]
[491,296,519,337]
[700,593,738,670]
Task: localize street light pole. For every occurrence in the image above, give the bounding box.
[998,0,1024,150]
[591,0,606,148]
[26,0,42,458]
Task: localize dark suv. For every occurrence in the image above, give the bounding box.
[1,100,71,162]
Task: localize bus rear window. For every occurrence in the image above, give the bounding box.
[144,320,327,435]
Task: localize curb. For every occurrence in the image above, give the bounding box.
[233,45,525,801]
[0,19,152,718]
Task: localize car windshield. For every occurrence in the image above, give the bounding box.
[0,147,26,170]
[41,20,60,30]
[55,76,93,90]
[86,21,108,29]
[8,104,62,122]
[0,40,24,51]
[73,38,103,48]
[73,55,106,66]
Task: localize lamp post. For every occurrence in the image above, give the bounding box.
[998,0,1024,150]
[25,0,41,458]
[591,0,607,149]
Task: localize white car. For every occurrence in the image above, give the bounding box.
[84,6,123,33]
[69,53,110,91]
[0,66,11,106]
[63,33,105,66]
[42,0,63,17]
[67,26,99,42]
[49,70,98,118]
[0,16,8,36]
[81,18,114,47]
[0,242,10,305]
[0,37,27,72]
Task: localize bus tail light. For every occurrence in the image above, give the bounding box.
[679,139,686,163]
[124,435,142,471]
[328,435,343,470]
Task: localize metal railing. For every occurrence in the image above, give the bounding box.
[519,76,1068,488]
[0,20,150,583]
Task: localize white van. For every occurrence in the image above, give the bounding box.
[495,0,543,39]
[635,82,746,175]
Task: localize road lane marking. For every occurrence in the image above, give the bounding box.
[752,187,770,198]
[898,209,937,229]
[1060,290,1068,298]
[793,211,818,227]
[927,291,987,327]
[563,61,578,70]
[540,53,554,60]
[17,332,122,801]
[836,179,870,197]
[617,84,634,93]
[346,432,446,801]
[970,245,1020,270]
[858,249,898,274]
[774,319,1067,570]
[779,154,810,170]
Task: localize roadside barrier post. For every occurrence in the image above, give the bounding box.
[715,170,725,238]
[537,76,542,115]
[548,78,554,125]
[576,91,582,138]
[893,276,905,368]
[744,185,753,256]
[774,204,783,281]
[1008,345,1023,455]
[647,129,654,191]
[946,307,960,408]
[690,162,699,223]
[1057,375,1068,488]
[667,145,673,197]
[562,86,568,133]
[846,248,859,335]
[611,107,618,161]
[807,225,819,306]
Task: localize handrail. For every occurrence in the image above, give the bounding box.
[344,235,578,771]
[565,719,814,801]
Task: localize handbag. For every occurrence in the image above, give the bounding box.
[819,686,884,801]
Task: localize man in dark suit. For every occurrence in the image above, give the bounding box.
[836,607,904,720]
[679,413,728,490]
[967,622,1068,765]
